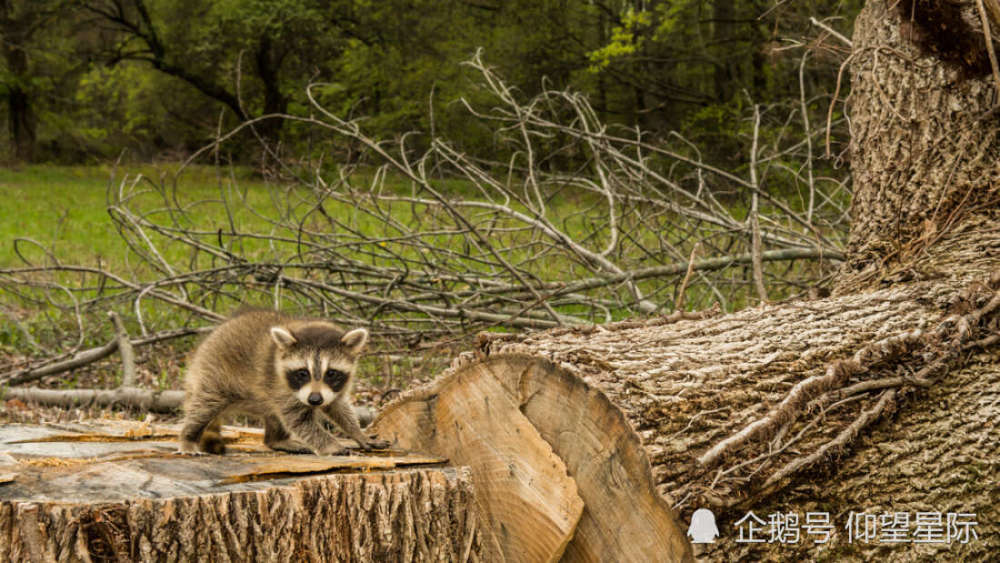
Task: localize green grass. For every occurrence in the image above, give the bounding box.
[0,165,122,268]
[0,164,282,351]
[0,164,268,269]
[0,164,578,273]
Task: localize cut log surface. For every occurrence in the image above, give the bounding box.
[0,421,486,562]
[372,224,1000,561]
[373,362,584,563]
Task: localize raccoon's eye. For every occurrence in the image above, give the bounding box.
[324,369,348,390]
[286,369,310,388]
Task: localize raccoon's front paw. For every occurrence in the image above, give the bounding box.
[358,436,391,451]
[199,433,227,455]
[267,439,315,455]
[317,444,351,456]
[177,440,207,455]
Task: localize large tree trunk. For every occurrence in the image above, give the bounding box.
[6,82,35,162]
[372,2,1000,560]
[0,422,488,562]
[0,0,37,162]
[842,0,1000,281]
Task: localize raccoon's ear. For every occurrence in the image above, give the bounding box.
[341,328,369,354]
[270,326,297,349]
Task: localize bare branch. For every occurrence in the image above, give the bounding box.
[3,386,185,413]
[810,17,853,47]
[2,327,209,386]
[108,311,137,388]
[748,103,768,304]
[2,54,847,376]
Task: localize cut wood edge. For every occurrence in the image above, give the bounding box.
[372,360,585,563]
[498,354,693,563]
[0,421,449,499]
[373,354,693,563]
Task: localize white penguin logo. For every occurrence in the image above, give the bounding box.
[687,508,719,544]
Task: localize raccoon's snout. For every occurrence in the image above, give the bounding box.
[296,384,333,407]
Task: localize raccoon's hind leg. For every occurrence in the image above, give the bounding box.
[263,414,312,454]
[198,417,226,455]
[179,396,228,454]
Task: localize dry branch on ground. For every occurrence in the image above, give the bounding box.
[0,48,845,378]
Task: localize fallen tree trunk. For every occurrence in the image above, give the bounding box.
[706,346,999,561]
[372,223,1000,561]
[0,421,487,562]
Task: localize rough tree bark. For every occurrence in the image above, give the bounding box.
[371,2,1000,560]
[842,0,1000,279]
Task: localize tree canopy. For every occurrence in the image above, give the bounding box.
[0,0,860,164]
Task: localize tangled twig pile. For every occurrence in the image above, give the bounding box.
[1,53,848,386]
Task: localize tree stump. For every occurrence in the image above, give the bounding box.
[0,421,486,562]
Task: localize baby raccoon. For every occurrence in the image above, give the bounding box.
[178,310,389,455]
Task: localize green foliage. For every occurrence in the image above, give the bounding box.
[651,0,692,37]
[0,0,862,166]
[587,8,651,71]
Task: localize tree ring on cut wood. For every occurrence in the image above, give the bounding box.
[373,354,693,563]
[372,357,585,562]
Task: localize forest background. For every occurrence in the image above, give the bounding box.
[0,0,861,392]
[1,0,859,167]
